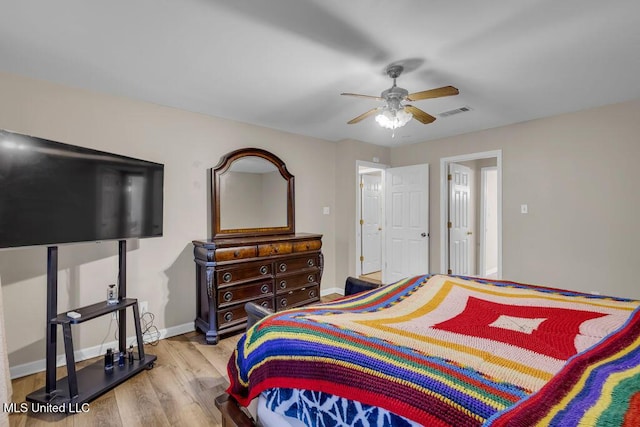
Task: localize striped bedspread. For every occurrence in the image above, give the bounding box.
[227,275,639,426]
[488,305,640,426]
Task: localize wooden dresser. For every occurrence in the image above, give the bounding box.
[193,233,322,344]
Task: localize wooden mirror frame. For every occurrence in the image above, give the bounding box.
[211,148,295,238]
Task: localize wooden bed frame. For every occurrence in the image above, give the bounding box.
[215,393,255,427]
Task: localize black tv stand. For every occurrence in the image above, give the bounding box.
[26,240,156,409]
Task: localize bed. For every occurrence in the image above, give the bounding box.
[218,274,640,426]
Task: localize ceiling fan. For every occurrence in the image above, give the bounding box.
[342,65,459,129]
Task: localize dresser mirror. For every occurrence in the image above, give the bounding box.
[212,148,295,237]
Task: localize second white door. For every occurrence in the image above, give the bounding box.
[448,163,473,275]
[361,173,382,274]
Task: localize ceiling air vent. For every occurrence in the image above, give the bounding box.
[439,105,473,118]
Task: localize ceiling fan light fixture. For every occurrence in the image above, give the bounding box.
[375,107,412,129]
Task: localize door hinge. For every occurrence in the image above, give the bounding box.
[447,269,452,274]
[360,182,364,189]
[360,255,364,262]
[359,219,364,225]
[447,221,452,229]
[448,173,452,181]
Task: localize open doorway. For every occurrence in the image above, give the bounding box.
[440,150,502,278]
[355,161,387,283]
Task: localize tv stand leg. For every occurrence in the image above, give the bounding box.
[45,246,58,394]
[62,323,78,399]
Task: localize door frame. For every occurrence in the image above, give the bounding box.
[355,160,388,278]
[440,150,502,277]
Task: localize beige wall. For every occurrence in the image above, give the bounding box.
[2,69,639,373]
[0,72,337,369]
[391,98,640,299]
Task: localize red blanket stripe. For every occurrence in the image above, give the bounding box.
[258,318,522,403]
[228,358,486,426]
[624,392,640,427]
[489,308,640,426]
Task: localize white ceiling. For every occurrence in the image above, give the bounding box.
[1,0,639,147]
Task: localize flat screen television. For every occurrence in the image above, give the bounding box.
[0,129,164,249]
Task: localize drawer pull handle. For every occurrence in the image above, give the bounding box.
[309,290,316,298]
[261,301,269,308]
[279,280,287,289]
[259,265,268,275]
[308,274,314,282]
[233,250,240,258]
[222,272,232,283]
[280,298,288,307]
[261,284,269,294]
[279,263,287,272]
[223,291,233,302]
[224,312,233,322]
[307,259,314,267]
[273,246,279,253]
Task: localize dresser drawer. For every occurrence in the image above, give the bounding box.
[218,279,273,308]
[257,242,293,257]
[218,296,274,328]
[215,246,257,261]
[217,261,272,285]
[275,254,320,274]
[293,239,322,252]
[276,285,319,311]
[276,271,320,293]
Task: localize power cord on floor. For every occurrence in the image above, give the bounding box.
[139,311,160,346]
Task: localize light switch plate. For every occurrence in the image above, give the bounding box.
[521,204,528,214]
[323,206,330,215]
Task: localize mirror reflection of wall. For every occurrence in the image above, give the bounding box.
[219,156,287,230]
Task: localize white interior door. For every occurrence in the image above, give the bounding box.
[361,173,382,274]
[383,164,429,284]
[449,163,472,275]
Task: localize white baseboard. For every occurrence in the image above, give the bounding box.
[10,288,345,380]
[10,322,195,380]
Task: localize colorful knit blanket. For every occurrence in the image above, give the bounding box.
[487,304,640,426]
[227,275,639,426]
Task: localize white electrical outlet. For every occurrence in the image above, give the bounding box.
[139,301,148,315]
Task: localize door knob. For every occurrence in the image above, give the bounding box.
[421,232,427,237]
[467,231,473,235]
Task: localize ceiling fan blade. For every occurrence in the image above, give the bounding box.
[406,86,459,101]
[405,105,436,124]
[341,92,383,101]
[347,108,379,124]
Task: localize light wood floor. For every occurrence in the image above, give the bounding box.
[9,294,342,427]
[9,331,241,427]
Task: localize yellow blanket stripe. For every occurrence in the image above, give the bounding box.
[241,353,487,422]
[535,334,640,426]
[241,330,510,410]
